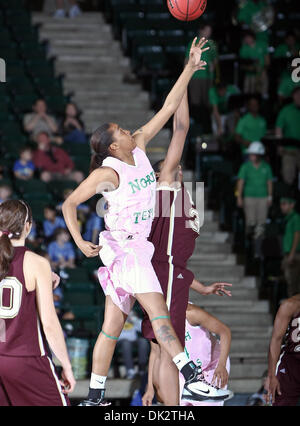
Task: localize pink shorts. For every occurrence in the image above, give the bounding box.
[98,231,163,315]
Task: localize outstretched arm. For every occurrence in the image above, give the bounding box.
[62,167,118,258]
[159,90,189,184]
[133,38,208,151]
[186,304,231,388]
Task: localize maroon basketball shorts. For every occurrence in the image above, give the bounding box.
[273,354,300,406]
[0,355,70,406]
[142,260,194,347]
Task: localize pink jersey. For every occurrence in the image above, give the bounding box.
[101,146,156,240]
[98,146,163,314]
[180,318,230,406]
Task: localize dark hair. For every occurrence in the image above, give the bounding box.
[0,200,32,282]
[44,204,56,213]
[90,123,115,172]
[54,227,69,239]
[19,145,32,155]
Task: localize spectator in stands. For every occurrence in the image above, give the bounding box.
[60,103,87,144]
[237,0,266,26]
[239,31,269,97]
[237,141,273,257]
[57,188,89,228]
[235,96,267,154]
[48,228,76,270]
[274,31,300,59]
[54,0,82,18]
[117,311,149,379]
[23,99,62,144]
[276,87,300,186]
[13,146,35,181]
[83,211,105,245]
[278,64,300,104]
[0,183,12,204]
[43,205,66,240]
[280,197,300,296]
[186,24,218,109]
[209,81,240,137]
[33,131,84,183]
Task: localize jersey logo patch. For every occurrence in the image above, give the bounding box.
[177,273,184,279]
[295,345,300,352]
[279,369,286,374]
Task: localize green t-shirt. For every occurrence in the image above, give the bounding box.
[209,85,240,114]
[283,210,300,254]
[186,38,218,80]
[274,42,300,59]
[240,41,268,72]
[236,113,267,153]
[278,74,300,98]
[237,0,265,25]
[238,160,273,198]
[276,103,300,146]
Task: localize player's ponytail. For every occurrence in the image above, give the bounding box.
[0,200,32,282]
[90,123,114,172]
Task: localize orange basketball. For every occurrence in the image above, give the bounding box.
[167,0,207,21]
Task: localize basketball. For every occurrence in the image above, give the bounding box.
[167,0,207,21]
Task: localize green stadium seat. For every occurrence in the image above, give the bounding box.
[47,179,78,199]
[23,192,53,203]
[13,94,39,112]
[67,143,90,157]
[63,267,90,284]
[81,257,101,274]
[44,95,68,114]
[64,283,96,306]
[16,178,48,195]
[28,199,50,223]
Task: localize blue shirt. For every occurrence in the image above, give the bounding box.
[43,217,66,238]
[48,241,75,263]
[13,160,35,178]
[53,287,63,309]
[83,213,104,241]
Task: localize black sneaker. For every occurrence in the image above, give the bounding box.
[182,367,233,403]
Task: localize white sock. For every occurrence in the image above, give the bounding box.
[90,373,107,389]
[172,352,190,371]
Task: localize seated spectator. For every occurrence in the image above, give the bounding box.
[48,228,76,270]
[60,103,87,144]
[209,81,240,137]
[274,31,300,59]
[280,197,300,297]
[237,141,273,257]
[237,0,266,26]
[43,205,66,240]
[54,0,82,18]
[57,188,89,225]
[13,146,35,181]
[83,211,105,245]
[0,183,12,204]
[117,311,149,379]
[23,99,62,144]
[276,87,300,186]
[33,131,84,183]
[235,96,267,154]
[185,24,218,109]
[239,31,269,96]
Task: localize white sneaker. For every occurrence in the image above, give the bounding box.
[182,368,233,403]
[69,5,82,18]
[54,9,66,18]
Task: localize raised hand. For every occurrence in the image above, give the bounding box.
[188,37,210,71]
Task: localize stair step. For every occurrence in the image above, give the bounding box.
[228,378,263,394]
[207,312,272,327]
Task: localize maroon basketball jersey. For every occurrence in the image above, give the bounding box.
[282,311,300,355]
[0,247,48,357]
[149,185,200,269]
